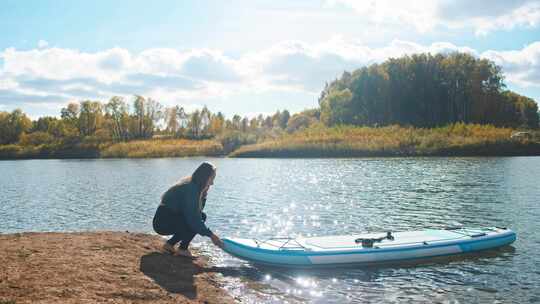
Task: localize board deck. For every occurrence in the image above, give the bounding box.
[222,227,516,267]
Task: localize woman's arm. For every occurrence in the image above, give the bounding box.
[210,233,224,248]
[183,188,213,237]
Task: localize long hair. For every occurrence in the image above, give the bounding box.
[191,161,216,190]
[162,162,216,209]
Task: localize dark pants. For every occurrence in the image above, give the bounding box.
[152,205,207,249]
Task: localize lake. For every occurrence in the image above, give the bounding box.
[1,157,539,303]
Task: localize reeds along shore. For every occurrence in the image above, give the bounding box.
[100,139,223,158]
[0,138,224,159]
[0,123,539,159]
[229,124,540,158]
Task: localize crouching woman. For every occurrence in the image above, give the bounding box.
[153,161,224,258]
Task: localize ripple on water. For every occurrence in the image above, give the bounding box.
[1,157,540,303]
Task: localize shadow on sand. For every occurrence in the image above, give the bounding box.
[139,252,202,299]
[139,252,248,300]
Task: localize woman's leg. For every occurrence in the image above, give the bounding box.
[154,206,207,249]
[153,206,185,246]
[178,212,207,250]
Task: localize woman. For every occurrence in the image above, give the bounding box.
[153,161,224,258]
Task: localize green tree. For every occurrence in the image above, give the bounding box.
[0,109,32,144]
[318,52,536,129]
[286,113,314,133]
[19,131,54,146]
[241,117,249,132]
[231,114,242,130]
[165,106,180,137]
[32,116,58,133]
[132,96,162,138]
[133,95,146,138]
[209,112,225,136]
[279,110,290,129]
[200,106,212,137]
[320,88,353,125]
[61,102,80,130]
[188,110,202,138]
[144,98,163,137]
[263,116,273,129]
[177,106,189,137]
[105,96,130,141]
[78,101,103,136]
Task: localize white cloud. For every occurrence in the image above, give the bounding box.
[328,0,540,35]
[0,38,538,117]
[134,48,187,74]
[180,50,243,82]
[2,47,128,82]
[469,2,540,36]
[37,40,49,49]
[0,46,246,104]
[246,38,477,92]
[2,47,243,84]
[482,41,540,87]
[326,0,438,33]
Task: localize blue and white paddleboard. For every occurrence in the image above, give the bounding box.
[223,227,516,267]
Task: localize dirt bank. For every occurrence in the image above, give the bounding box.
[0,232,236,303]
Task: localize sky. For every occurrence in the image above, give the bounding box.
[1,0,540,119]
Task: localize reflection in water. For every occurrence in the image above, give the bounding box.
[1,157,539,303]
[211,245,517,303]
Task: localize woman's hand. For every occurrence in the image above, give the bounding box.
[211,233,224,249]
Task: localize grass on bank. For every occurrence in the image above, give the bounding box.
[1,123,539,159]
[100,138,223,158]
[0,138,224,159]
[229,123,540,157]
[0,141,101,159]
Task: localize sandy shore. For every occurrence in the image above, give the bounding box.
[0,232,236,304]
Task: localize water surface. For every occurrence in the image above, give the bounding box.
[1,157,539,303]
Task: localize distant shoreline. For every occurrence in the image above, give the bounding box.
[230,124,540,158]
[230,142,540,158]
[2,144,540,160]
[1,144,540,160]
[1,125,539,160]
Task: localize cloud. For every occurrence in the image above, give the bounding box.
[2,47,127,82]
[326,0,438,33]
[0,46,242,108]
[180,50,242,82]
[98,48,131,70]
[0,39,538,116]
[125,73,202,91]
[481,41,540,87]
[328,0,540,35]
[249,38,476,92]
[13,73,203,99]
[38,40,49,49]
[2,47,243,83]
[0,89,68,105]
[464,1,540,36]
[436,0,530,19]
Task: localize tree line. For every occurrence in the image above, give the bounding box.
[0,95,293,146]
[319,52,539,129]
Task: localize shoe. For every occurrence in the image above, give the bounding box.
[162,243,177,255]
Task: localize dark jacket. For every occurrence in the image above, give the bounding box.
[161,181,212,237]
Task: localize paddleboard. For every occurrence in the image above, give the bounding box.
[222,227,516,267]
